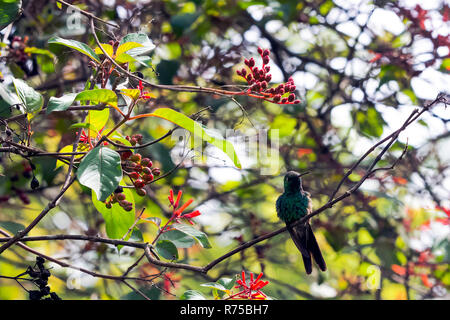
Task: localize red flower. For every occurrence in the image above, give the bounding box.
[167,189,201,224]
[230,271,269,300]
[138,80,152,100]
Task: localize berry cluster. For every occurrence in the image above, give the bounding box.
[24,257,61,300]
[8,36,29,64]
[121,151,161,194]
[105,186,133,211]
[126,134,143,146]
[236,48,301,105]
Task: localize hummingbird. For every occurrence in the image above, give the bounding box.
[276,171,326,274]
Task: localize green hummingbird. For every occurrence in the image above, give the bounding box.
[276,171,326,274]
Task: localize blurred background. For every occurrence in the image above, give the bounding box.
[0,0,449,300]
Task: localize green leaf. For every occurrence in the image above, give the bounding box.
[155,240,179,260]
[0,82,19,117]
[217,277,236,290]
[76,89,118,107]
[180,290,206,300]
[77,146,123,202]
[129,228,143,242]
[0,0,22,31]
[87,107,109,136]
[0,221,25,234]
[172,224,212,249]
[94,43,114,56]
[24,47,55,59]
[55,144,86,170]
[119,33,155,56]
[48,36,100,63]
[47,89,116,114]
[47,93,77,113]
[144,108,241,168]
[12,78,43,119]
[200,282,227,292]
[142,217,161,228]
[159,229,195,248]
[116,41,144,56]
[91,186,135,239]
[68,122,95,131]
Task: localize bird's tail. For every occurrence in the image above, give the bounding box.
[287,222,327,274]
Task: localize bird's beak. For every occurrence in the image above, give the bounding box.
[298,171,310,177]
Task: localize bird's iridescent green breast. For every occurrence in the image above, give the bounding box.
[276,191,311,223]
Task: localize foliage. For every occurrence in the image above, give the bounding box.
[0,0,449,300]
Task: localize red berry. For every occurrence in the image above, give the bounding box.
[121,151,132,160]
[130,154,141,163]
[129,172,140,179]
[134,179,145,188]
[273,95,281,102]
[281,98,288,103]
[249,58,255,67]
[124,206,133,212]
[117,193,126,201]
[262,56,270,65]
[263,49,270,56]
[142,167,152,175]
[152,168,161,176]
[288,93,295,102]
[136,188,147,196]
[257,47,263,54]
[105,202,112,209]
[143,173,154,182]
[140,158,152,167]
[293,99,301,104]
[130,138,137,146]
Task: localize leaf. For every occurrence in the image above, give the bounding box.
[119,89,141,101]
[55,144,86,170]
[129,228,143,242]
[0,0,22,31]
[142,217,161,228]
[68,122,94,131]
[159,229,195,248]
[155,240,179,260]
[87,107,109,136]
[94,43,114,56]
[217,277,236,291]
[116,41,144,56]
[119,33,155,56]
[46,93,77,113]
[200,282,227,292]
[135,108,241,168]
[180,290,206,300]
[0,82,19,117]
[77,146,123,202]
[115,53,136,64]
[47,89,117,114]
[0,221,25,234]
[75,89,118,107]
[48,36,100,63]
[24,47,55,59]
[91,186,135,239]
[12,78,43,119]
[172,224,212,249]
